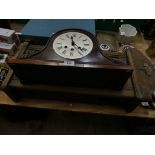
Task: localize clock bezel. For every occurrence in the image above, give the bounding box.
[51,28,99,59]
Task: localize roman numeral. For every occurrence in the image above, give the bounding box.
[82,48,87,51]
[57,46,62,50]
[84,44,89,46]
[66,34,70,38]
[62,50,66,54]
[70,52,74,56]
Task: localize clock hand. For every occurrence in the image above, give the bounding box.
[71,36,81,48]
[70,36,75,46]
[73,45,83,56]
[70,36,84,55]
[74,43,85,54]
[74,43,81,50]
[71,37,82,49]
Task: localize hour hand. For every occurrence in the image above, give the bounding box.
[70,36,75,46]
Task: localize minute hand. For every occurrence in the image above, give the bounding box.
[71,36,82,50]
[73,43,83,52]
[73,44,83,56]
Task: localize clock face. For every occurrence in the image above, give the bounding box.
[52,29,95,59]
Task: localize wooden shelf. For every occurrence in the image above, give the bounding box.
[0,90,155,119]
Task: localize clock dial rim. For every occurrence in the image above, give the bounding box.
[51,29,99,60]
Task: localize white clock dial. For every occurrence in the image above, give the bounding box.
[53,31,94,59]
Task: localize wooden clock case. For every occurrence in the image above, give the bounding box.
[6,29,133,90]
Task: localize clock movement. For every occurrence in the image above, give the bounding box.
[7,29,133,90]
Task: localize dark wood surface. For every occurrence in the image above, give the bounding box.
[3,50,137,112]
[7,35,132,90]
[5,74,138,112]
[0,90,155,119]
[127,48,155,101]
[1,32,155,119]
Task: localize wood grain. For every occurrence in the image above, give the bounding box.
[0,90,155,119]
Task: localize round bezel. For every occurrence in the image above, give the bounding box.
[51,29,98,59]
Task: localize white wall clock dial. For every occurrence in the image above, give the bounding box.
[52,29,97,59]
